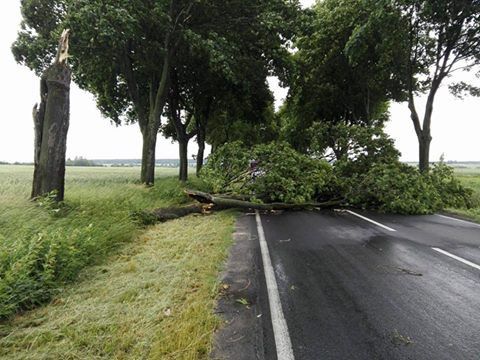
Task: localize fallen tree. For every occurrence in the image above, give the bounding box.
[185,190,341,210]
[133,189,342,225]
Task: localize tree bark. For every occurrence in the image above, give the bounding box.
[140,127,158,185]
[408,80,440,173]
[196,123,206,176]
[31,32,72,202]
[179,137,189,182]
[418,133,432,173]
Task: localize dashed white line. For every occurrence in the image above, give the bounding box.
[345,210,397,232]
[432,247,480,271]
[255,211,295,360]
[435,214,480,228]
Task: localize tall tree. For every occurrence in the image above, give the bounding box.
[284,0,406,158]
[394,0,480,172]
[14,0,195,185]
[161,0,302,179]
[14,0,301,184]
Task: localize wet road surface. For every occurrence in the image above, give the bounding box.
[251,210,480,360]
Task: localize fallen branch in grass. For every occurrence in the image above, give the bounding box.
[134,190,343,225]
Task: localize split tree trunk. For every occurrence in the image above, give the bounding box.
[31,31,72,202]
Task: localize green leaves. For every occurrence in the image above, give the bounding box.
[346,161,473,214]
[201,141,333,204]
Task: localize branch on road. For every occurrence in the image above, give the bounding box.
[133,190,343,225]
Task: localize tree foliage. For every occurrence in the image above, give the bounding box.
[350,0,480,171]
[282,0,407,160]
[200,142,473,215]
[13,0,302,184]
[201,142,333,204]
[346,161,473,214]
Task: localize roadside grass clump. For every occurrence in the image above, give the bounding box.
[0,212,236,359]
[201,141,333,203]
[0,165,191,319]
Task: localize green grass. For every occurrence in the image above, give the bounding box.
[0,165,187,318]
[0,212,235,359]
[0,165,236,358]
[450,170,480,223]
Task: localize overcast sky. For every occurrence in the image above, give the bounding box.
[1,0,478,163]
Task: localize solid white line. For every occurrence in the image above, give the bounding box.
[345,210,397,232]
[435,214,480,228]
[432,247,480,271]
[255,211,295,360]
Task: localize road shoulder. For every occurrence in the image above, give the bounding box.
[211,215,266,360]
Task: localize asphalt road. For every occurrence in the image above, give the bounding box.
[252,210,480,360]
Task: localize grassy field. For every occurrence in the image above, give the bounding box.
[450,166,480,222]
[0,165,236,359]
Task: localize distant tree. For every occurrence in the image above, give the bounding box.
[160,0,302,180]
[392,0,480,172]
[66,156,98,167]
[206,87,279,153]
[284,0,406,159]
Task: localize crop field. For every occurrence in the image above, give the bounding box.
[0,165,235,359]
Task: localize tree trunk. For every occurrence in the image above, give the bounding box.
[136,190,343,225]
[31,60,71,201]
[179,137,188,182]
[141,127,157,185]
[196,125,206,176]
[185,190,342,211]
[418,132,432,173]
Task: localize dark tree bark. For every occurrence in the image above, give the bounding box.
[31,30,72,202]
[195,99,211,176]
[408,80,440,173]
[178,136,189,182]
[140,126,158,186]
[168,69,196,182]
[196,125,206,176]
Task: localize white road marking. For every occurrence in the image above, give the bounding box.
[435,214,480,228]
[255,211,295,360]
[432,248,480,271]
[345,210,397,232]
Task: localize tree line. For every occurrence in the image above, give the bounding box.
[13,0,480,200]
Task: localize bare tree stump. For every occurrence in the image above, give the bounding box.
[31,30,72,202]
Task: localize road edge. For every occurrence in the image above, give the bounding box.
[211,214,266,360]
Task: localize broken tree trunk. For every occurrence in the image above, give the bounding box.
[141,190,342,224]
[31,30,72,202]
[185,190,342,210]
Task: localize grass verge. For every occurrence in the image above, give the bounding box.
[0,165,203,318]
[0,211,235,359]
